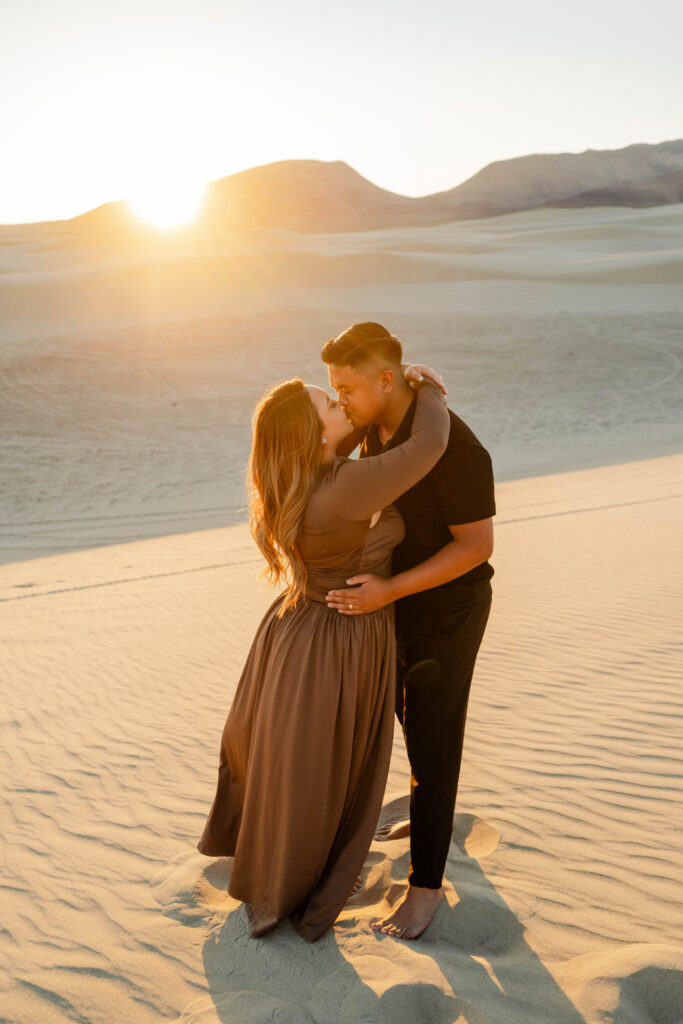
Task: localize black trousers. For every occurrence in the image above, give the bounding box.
[395,581,492,889]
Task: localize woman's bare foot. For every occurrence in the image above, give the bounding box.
[374,819,411,842]
[370,884,444,939]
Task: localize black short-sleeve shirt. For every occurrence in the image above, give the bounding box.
[360,394,496,611]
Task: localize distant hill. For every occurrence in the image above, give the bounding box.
[434,140,683,219]
[198,140,683,230]
[198,159,447,233]
[4,139,683,242]
[550,167,683,209]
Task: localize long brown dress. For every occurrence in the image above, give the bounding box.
[196,382,450,942]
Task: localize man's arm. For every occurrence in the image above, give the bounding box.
[386,518,494,601]
[325,518,494,614]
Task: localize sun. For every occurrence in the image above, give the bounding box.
[128,180,206,229]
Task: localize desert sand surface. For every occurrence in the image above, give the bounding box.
[2,201,683,1022]
[1,202,682,564]
[1,454,682,1023]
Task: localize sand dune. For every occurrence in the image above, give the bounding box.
[1,203,682,567]
[2,455,682,1023]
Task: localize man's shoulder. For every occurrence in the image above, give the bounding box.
[445,408,490,454]
[429,409,496,522]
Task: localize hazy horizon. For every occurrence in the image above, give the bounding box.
[4,138,683,229]
[3,0,683,225]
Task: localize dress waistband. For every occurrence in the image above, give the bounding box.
[303,588,393,618]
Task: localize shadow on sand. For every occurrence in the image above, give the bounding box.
[193,810,588,1024]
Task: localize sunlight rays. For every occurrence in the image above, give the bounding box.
[128,179,206,229]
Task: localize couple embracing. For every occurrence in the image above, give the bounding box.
[197,321,495,943]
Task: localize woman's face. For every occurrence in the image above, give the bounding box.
[306,385,354,453]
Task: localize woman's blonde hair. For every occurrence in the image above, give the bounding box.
[248,378,322,615]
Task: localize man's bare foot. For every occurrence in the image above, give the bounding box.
[347,875,363,901]
[370,884,444,939]
[374,819,411,842]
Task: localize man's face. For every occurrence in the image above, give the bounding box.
[327,361,394,428]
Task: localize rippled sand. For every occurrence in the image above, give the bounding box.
[2,455,682,1023]
[2,203,682,1022]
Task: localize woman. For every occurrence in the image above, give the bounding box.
[196,367,449,942]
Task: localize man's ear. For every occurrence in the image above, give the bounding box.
[379,368,396,393]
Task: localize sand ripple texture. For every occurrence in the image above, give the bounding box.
[1,204,682,565]
[1,454,682,1023]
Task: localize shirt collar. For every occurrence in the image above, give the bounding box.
[372,392,418,451]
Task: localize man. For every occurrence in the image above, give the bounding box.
[321,321,495,940]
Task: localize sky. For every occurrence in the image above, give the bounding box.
[2,0,682,224]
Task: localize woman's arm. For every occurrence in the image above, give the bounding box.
[330,382,450,521]
[334,366,446,459]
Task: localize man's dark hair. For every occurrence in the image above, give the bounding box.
[321,322,402,369]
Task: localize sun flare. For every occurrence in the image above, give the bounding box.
[128,181,206,229]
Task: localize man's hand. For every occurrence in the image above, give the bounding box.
[325,574,395,614]
[403,363,448,395]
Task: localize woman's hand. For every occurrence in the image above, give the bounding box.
[325,574,396,614]
[402,363,448,395]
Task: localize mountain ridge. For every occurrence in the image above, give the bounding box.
[4,139,683,240]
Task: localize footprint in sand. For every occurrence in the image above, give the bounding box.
[374,796,500,860]
[451,812,500,859]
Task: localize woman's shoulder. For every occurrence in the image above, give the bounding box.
[315,454,353,478]
[304,458,351,528]
[310,456,355,505]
